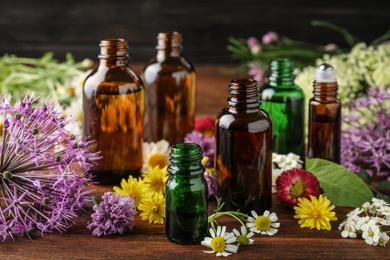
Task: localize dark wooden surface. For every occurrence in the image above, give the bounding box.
[0,0,389,63]
[1,184,389,259]
[0,64,389,259]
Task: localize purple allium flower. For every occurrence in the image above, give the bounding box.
[204,170,217,198]
[262,31,279,44]
[247,37,261,55]
[88,192,137,236]
[341,87,390,179]
[0,94,100,241]
[184,130,215,167]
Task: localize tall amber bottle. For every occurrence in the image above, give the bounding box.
[308,63,341,163]
[83,38,144,184]
[215,78,272,213]
[143,32,196,144]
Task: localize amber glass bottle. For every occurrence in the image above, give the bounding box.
[83,38,144,184]
[143,32,196,144]
[166,143,208,244]
[215,78,272,213]
[260,59,305,160]
[308,63,341,163]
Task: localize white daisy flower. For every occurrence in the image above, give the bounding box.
[142,140,170,173]
[246,210,280,236]
[232,226,254,246]
[201,226,238,257]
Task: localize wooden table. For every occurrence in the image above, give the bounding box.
[1,64,389,259]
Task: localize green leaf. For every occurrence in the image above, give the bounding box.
[357,169,371,185]
[311,20,360,47]
[377,180,390,191]
[306,158,373,207]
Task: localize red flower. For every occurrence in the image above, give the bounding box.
[275,168,322,208]
[195,116,215,136]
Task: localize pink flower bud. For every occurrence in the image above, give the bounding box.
[262,31,279,44]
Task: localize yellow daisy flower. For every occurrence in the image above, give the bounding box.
[138,192,166,224]
[142,140,170,173]
[294,194,338,230]
[113,176,148,208]
[143,166,169,195]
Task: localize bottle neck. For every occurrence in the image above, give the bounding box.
[228,78,260,112]
[168,143,204,176]
[98,38,130,67]
[268,59,294,87]
[156,32,183,61]
[313,81,338,101]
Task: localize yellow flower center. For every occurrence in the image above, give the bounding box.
[152,205,159,213]
[255,216,271,231]
[311,209,321,219]
[237,234,249,245]
[289,180,305,199]
[210,236,226,252]
[147,153,166,169]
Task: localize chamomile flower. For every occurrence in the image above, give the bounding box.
[294,195,337,230]
[142,140,170,173]
[142,166,169,195]
[201,226,238,257]
[246,210,280,235]
[232,226,254,246]
[113,176,149,208]
[138,192,166,224]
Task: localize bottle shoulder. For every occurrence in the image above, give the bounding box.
[260,84,305,100]
[216,107,272,131]
[83,65,144,94]
[144,56,195,73]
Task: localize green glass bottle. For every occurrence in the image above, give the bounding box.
[259,59,305,159]
[166,143,208,244]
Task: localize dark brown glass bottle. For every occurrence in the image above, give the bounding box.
[143,32,196,144]
[215,78,272,213]
[308,63,341,163]
[83,38,144,184]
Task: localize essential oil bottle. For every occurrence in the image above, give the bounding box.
[307,63,341,163]
[215,78,272,213]
[166,143,208,244]
[143,32,196,144]
[83,38,144,184]
[260,59,305,160]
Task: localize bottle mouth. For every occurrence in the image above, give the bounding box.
[156,31,182,50]
[99,38,129,58]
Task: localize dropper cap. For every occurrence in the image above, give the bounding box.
[315,63,337,83]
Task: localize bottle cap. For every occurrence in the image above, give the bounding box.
[315,63,337,83]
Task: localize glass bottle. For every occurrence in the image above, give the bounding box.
[143,31,196,144]
[166,143,208,244]
[215,78,272,213]
[260,59,305,160]
[82,38,144,184]
[308,63,341,163]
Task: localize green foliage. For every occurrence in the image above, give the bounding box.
[306,158,373,208]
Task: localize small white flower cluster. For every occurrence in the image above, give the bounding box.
[339,198,390,247]
[272,153,303,193]
[295,43,390,107]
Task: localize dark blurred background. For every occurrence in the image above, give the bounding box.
[0,0,389,64]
